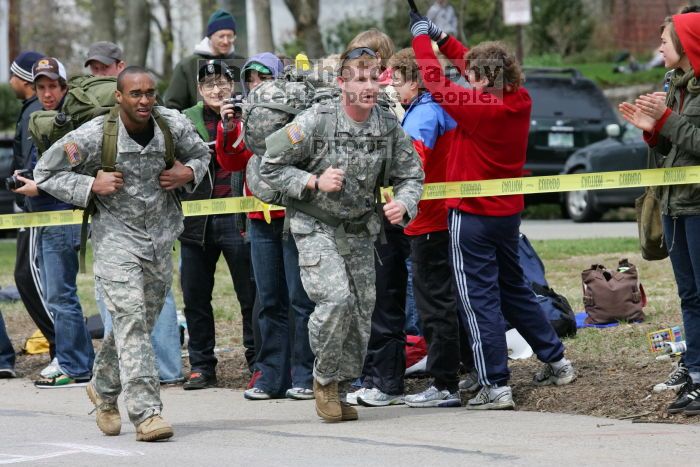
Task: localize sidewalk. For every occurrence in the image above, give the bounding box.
[0,378,696,466]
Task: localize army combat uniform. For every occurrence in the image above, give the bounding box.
[34,107,210,425]
[260,100,424,385]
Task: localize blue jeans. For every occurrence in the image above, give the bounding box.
[0,312,15,370]
[38,224,94,379]
[404,258,422,336]
[249,218,315,395]
[663,215,700,382]
[97,288,182,383]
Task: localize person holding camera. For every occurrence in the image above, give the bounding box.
[7,50,54,378]
[13,57,95,389]
[164,9,244,111]
[179,60,256,390]
[215,53,318,402]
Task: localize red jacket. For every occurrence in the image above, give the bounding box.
[412,35,532,217]
[402,92,456,236]
[215,120,285,221]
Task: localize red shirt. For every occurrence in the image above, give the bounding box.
[215,120,285,221]
[412,35,532,216]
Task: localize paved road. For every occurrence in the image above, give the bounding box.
[0,379,696,466]
[521,220,637,240]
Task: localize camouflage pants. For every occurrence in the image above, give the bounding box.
[293,223,376,384]
[92,247,171,425]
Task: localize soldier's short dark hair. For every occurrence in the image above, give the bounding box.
[116,66,152,92]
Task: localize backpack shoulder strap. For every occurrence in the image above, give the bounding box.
[152,107,175,169]
[101,106,120,172]
[80,108,119,273]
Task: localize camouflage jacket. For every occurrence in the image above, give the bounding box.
[34,106,210,260]
[259,99,424,235]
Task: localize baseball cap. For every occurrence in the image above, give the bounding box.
[242,62,272,76]
[32,57,67,82]
[197,60,234,82]
[84,41,123,67]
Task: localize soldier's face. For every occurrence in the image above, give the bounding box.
[116,73,157,126]
[211,29,235,56]
[34,76,66,111]
[338,63,380,111]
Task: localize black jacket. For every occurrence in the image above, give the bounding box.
[179,103,245,245]
[13,95,42,210]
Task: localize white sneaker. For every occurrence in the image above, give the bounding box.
[533,360,576,386]
[405,386,461,408]
[466,385,515,410]
[458,370,480,394]
[40,358,61,379]
[357,388,404,407]
[285,387,314,400]
[345,387,368,406]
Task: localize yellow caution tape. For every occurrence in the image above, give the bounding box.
[2,166,698,230]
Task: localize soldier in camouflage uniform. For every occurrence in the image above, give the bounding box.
[34,66,210,441]
[259,47,424,422]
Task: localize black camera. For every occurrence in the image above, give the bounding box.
[223,94,245,124]
[5,170,33,191]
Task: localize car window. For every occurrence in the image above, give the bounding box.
[525,78,616,121]
[622,124,643,144]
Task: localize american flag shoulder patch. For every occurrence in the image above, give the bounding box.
[286,124,304,145]
[64,142,82,165]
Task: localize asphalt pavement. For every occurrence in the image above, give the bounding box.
[520,219,637,239]
[0,378,696,466]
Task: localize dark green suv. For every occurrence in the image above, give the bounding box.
[523,68,619,201]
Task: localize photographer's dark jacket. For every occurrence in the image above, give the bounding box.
[180,101,245,245]
[645,13,700,216]
[12,95,42,210]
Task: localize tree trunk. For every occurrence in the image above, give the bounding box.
[8,0,20,61]
[124,0,151,67]
[253,0,274,54]
[221,0,248,57]
[200,0,216,38]
[155,0,174,80]
[91,0,117,43]
[283,0,326,58]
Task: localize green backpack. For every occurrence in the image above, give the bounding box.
[29,75,119,155]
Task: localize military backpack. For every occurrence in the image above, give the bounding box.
[232,67,399,236]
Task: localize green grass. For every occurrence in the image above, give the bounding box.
[0,233,681,381]
[525,55,667,88]
[0,237,244,349]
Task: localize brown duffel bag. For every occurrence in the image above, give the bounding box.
[581,259,646,324]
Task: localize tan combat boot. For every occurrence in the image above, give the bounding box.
[136,415,174,442]
[86,383,121,436]
[340,402,358,421]
[313,378,342,422]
